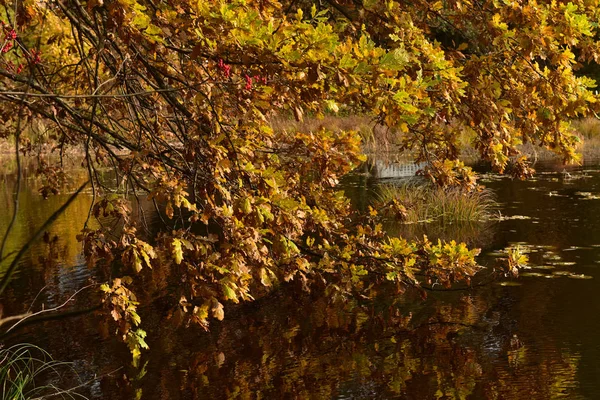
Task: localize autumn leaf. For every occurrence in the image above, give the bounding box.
[172,239,183,265]
[211,299,225,321]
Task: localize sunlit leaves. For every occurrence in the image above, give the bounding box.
[101,277,146,366]
[126,329,149,368]
[6,0,600,367]
[506,245,529,277]
[172,239,183,265]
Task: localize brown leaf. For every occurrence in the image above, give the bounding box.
[211,299,224,321]
[293,105,304,122]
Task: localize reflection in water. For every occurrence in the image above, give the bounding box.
[128,284,582,399]
[0,166,96,307]
[3,160,600,398]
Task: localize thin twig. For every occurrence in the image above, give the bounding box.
[5,283,98,334]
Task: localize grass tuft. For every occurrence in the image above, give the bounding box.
[375,182,497,223]
[0,343,88,400]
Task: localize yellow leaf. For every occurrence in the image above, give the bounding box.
[259,268,272,286]
[172,238,183,264]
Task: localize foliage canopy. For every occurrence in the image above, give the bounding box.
[0,0,598,361]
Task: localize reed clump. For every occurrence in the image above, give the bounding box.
[375,182,497,224]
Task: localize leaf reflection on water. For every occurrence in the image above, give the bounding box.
[1,164,598,399]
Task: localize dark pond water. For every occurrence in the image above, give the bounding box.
[4,159,600,399]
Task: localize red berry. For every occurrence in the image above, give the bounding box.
[6,29,16,40]
[244,74,252,90]
[218,59,232,79]
[29,49,41,64]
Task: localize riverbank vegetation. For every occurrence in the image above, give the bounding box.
[0,0,599,377]
[273,114,600,165]
[375,182,497,224]
[0,343,85,400]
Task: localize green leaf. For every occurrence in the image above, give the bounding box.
[222,284,237,302]
[380,48,409,70]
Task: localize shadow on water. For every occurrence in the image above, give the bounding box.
[4,158,600,398]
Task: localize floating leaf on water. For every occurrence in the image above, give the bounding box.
[574,192,600,200]
[535,245,556,250]
[567,274,593,280]
[547,261,576,266]
[497,281,522,286]
[494,215,533,221]
[560,173,591,181]
[507,243,540,253]
[563,246,592,251]
[512,247,537,254]
[486,251,507,257]
[545,191,567,197]
[521,270,590,279]
[532,265,556,270]
[542,252,562,261]
[521,272,546,277]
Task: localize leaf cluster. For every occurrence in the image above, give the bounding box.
[0,0,597,361]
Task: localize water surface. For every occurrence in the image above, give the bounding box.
[2,160,600,399]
